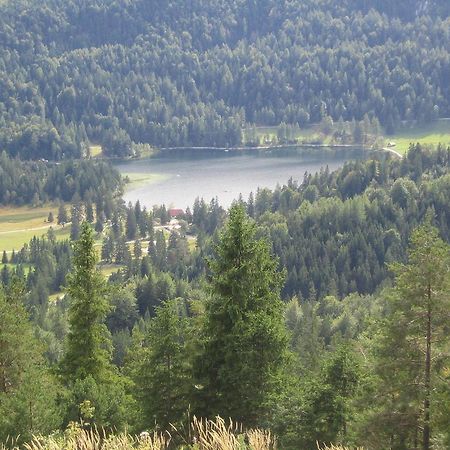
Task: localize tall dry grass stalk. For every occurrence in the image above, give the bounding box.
[189,416,276,450]
[18,418,276,450]
[23,426,170,450]
[317,444,364,450]
[4,419,362,450]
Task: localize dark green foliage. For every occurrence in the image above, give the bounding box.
[251,145,450,301]
[61,375,130,430]
[106,287,139,334]
[61,222,112,382]
[0,281,61,442]
[2,145,450,444]
[129,299,191,432]
[194,204,287,426]
[359,224,450,449]
[0,1,449,156]
[0,152,122,205]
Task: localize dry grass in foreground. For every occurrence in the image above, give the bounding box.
[1,417,363,450]
[317,445,364,450]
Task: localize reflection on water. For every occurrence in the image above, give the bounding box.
[114,148,364,209]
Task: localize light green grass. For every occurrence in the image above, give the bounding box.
[122,172,169,190]
[89,145,103,157]
[0,205,58,231]
[386,119,450,154]
[187,236,197,251]
[49,291,65,302]
[98,263,126,277]
[0,225,71,253]
[0,205,70,252]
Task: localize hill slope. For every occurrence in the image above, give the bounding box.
[1,0,450,157]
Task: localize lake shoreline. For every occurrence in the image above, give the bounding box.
[159,143,364,151]
[114,150,364,210]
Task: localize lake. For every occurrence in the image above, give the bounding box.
[114,148,363,209]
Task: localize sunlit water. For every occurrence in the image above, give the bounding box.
[114,149,362,209]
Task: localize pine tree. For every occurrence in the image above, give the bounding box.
[126,207,137,241]
[57,203,68,226]
[194,204,287,426]
[101,234,115,262]
[129,299,190,431]
[365,224,450,449]
[61,222,111,382]
[0,280,61,441]
[133,239,142,259]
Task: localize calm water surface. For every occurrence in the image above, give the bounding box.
[115,150,357,209]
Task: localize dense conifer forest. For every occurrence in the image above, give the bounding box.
[1,1,450,449]
[0,152,122,205]
[1,146,450,449]
[1,0,450,157]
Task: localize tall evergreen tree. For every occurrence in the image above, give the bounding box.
[194,204,287,426]
[61,222,111,382]
[129,299,190,431]
[363,223,450,449]
[0,280,61,442]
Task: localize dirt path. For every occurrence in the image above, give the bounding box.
[382,147,403,158]
[0,224,54,235]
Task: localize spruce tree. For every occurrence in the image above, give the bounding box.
[61,222,111,382]
[194,204,287,426]
[57,203,68,226]
[129,299,190,431]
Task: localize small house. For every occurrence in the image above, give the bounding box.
[169,208,185,218]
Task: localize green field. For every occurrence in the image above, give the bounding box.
[244,120,450,155]
[0,205,71,252]
[98,263,126,278]
[387,119,450,154]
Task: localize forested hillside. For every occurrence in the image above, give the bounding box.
[1,145,450,449]
[1,0,450,157]
[0,152,122,205]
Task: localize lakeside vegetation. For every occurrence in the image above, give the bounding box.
[242,119,450,155]
[122,173,171,191]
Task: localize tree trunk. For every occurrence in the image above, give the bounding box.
[423,283,432,450]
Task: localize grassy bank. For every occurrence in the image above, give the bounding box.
[243,119,450,156]
[122,172,170,191]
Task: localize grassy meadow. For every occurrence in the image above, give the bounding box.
[387,118,450,154]
[243,119,450,156]
[0,205,70,253]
